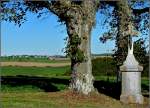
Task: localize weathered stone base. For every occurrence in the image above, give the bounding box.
[120,94,144,104]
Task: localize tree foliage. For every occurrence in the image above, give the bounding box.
[134,38,148,65]
[65,34,85,63]
[99,0,149,66]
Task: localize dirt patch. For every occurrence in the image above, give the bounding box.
[1,62,70,67]
[47,90,149,108]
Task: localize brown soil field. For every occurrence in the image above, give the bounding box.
[1,62,70,67]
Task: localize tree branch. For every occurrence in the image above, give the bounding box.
[132,7,149,15]
[100,1,149,15]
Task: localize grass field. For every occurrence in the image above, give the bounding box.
[1,91,149,108]
[0,57,70,63]
[1,66,149,86]
[1,66,70,77]
[1,61,149,108]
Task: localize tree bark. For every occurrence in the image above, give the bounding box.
[65,1,97,95]
[69,19,94,95]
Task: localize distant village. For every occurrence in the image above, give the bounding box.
[1,53,113,60]
[1,55,68,60]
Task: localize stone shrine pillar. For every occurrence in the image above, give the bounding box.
[120,42,143,104]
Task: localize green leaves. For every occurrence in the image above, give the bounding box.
[1,1,50,27]
[65,34,85,63]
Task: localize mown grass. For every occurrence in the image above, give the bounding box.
[1,66,70,77]
[1,85,43,92]
[1,64,149,108]
[1,66,148,85]
[1,66,70,94]
[0,92,127,108]
[1,91,149,108]
[1,66,149,92]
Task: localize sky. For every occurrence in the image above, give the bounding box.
[1,11,116,56]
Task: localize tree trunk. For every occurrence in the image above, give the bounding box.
[115,0,135,82]
[65,1,97,94]
[70,30,94,95]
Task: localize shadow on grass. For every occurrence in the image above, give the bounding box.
[94,80,149,99]
[1,75,149,99]
[94,80,121,100]
[1,75,69,92]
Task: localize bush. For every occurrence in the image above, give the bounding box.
[141,56,149,77]
[64,57,117,76]
[92,57,116,76]
[64,57,148,77]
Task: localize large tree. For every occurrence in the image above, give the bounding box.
[1,0,100,94]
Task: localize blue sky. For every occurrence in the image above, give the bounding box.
[1,11,116,56]
[1,1,149,56]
